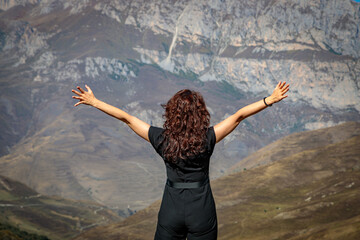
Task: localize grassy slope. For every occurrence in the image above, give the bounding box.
[74,122,360,240]
[214,135,360,240]
[0,222,50,240]
[228,121,360,173]
[0,175,122,240]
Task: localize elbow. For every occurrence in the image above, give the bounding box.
[120,115,131,125]
[236,116,245,124]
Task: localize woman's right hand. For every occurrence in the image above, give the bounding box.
[72,85,97,107]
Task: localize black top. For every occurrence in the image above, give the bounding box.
[148,126,216,183]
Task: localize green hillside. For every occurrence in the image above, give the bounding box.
[214,134,360,239]
[0,222,49,240]
[0,175,122,240]
[229,121,360,173]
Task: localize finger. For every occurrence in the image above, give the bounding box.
[85,84,92,94]
[277,81,282,88]
[74,102,82,107]
[280,81,286,88]
[282,84,289,91]
[72,96,82,100]
[282,88,289,95]
[77,86,85,93]
[72,89,82,96]
[282,85,290,94]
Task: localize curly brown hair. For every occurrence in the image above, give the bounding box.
[162,89,210,163]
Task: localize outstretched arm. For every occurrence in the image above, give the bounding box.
[72,85,150,142]
[214,81,289,143]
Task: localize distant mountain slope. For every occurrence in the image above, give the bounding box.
[74,122,360,240]
[0,175,122,240]
[229,121,360,172]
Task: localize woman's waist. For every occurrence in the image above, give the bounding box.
[166,177,209,189]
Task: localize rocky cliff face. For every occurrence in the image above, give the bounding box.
[0,0,36,11]
[127,0,360,111]
[0,0,359,213]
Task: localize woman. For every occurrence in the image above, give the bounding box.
[72,81,289,239]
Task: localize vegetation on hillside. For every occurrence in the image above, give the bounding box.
[0,223,50,240]
[0,176,122,240]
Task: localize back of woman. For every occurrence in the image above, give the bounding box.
[148,89,217,239]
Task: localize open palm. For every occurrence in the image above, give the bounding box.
[270,81,289,104]
[71,85,97,107]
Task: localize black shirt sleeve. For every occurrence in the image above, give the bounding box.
[148,126,165,157]
[206,126,216,155]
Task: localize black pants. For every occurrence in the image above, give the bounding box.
[154,182,218,240]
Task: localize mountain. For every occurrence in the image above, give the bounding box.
[0,222,50,240]
[73,122,360,240]
[0,0,359,213]
[229,121,360,172]
[0,174,122,240]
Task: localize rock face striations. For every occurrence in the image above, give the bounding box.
[0,0,359,213]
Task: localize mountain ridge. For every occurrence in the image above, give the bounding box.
[229,121,360,173]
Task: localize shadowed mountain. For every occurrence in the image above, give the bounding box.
[73,122,360,240]
[0,175,122,240]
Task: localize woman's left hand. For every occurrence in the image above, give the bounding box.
[267,81,290,105]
